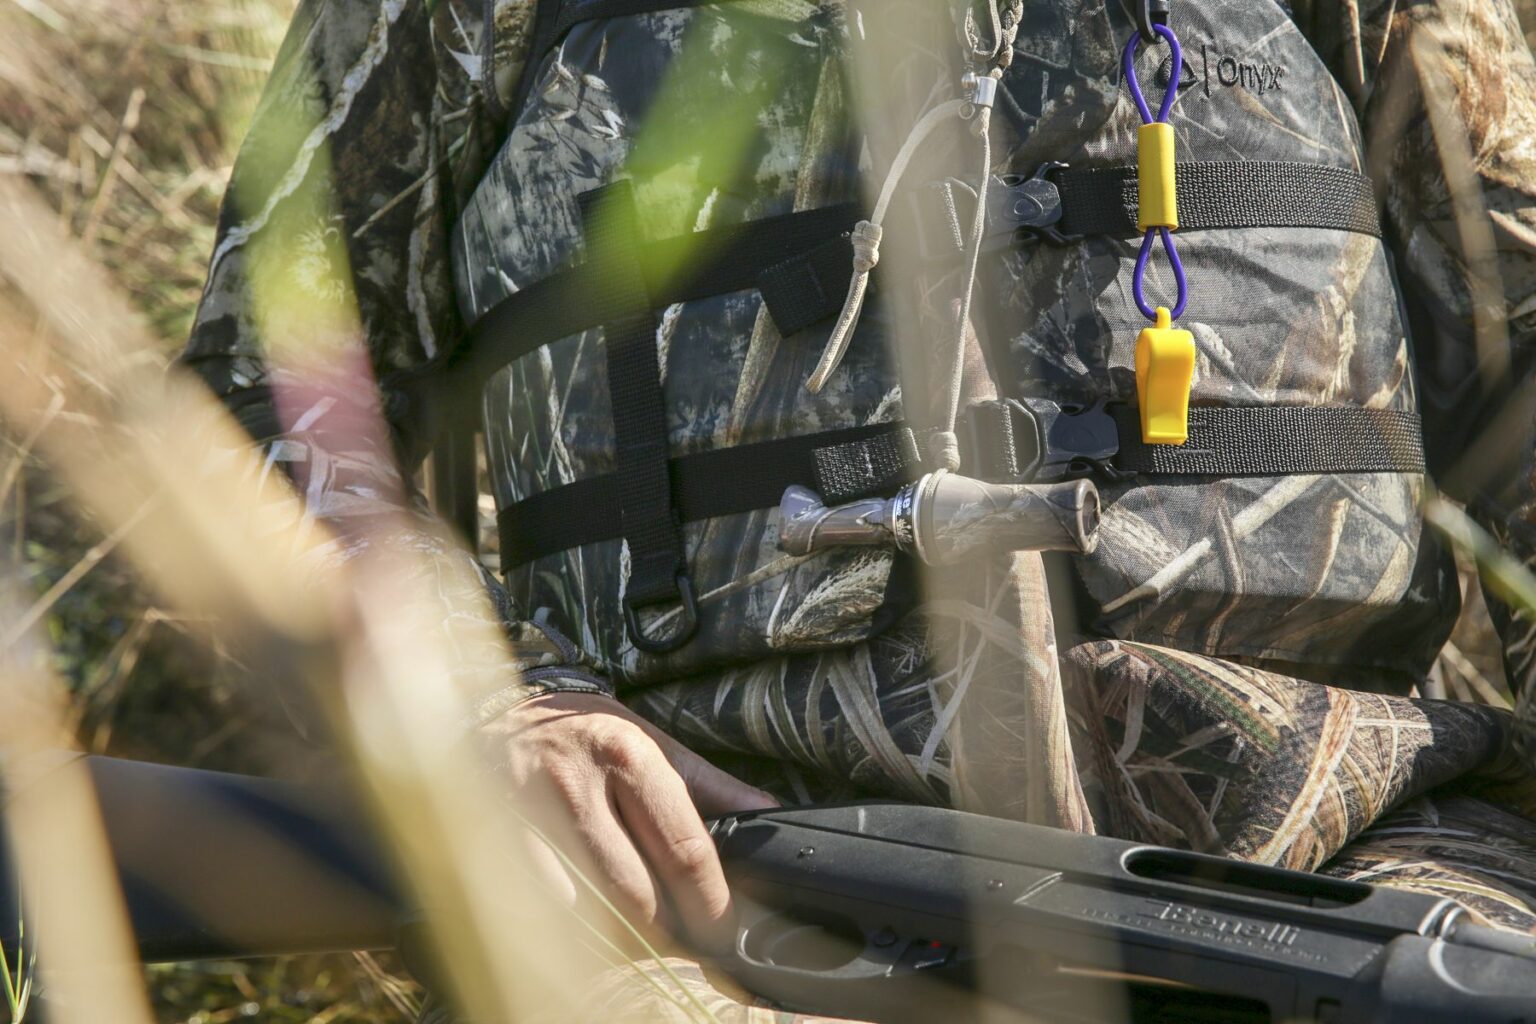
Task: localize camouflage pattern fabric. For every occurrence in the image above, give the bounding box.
[1062,640,1526,876]
[1321,794,1536,934]
[1296,0,1536,802]
[179,0,1536,1021]
[994,0,1459,676]
[460,0,1462,685]
[466,3,907,683]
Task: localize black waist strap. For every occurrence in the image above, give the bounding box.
[498,403,1426,568]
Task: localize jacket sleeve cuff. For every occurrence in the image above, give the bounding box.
[460,667,615,732]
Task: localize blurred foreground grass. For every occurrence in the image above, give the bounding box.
[0,0,422,1019]
[6,1,1536,1021]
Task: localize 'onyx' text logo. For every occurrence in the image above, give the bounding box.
[1199,44,1286,96]
[1158,45,1288,100]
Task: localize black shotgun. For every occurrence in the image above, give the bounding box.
[712,803,1536,1023]
[5,758,1536,1023]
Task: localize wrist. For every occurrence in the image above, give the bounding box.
[461,668,614,734]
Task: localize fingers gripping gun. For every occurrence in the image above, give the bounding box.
[5,760,1536,1023]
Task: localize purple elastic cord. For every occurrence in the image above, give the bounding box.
[1121,23,1181,125]
[1133,227,1189,320]
[1123,21,1187,321]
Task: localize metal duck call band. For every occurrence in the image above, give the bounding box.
[777,474,1101,564]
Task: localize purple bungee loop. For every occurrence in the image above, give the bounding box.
[1121,22,1181,125]
[1133,227,1188,320]
[1122,21,1187,322]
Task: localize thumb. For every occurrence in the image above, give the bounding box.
[664,742,780,817]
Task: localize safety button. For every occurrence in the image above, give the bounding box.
[1135,306,1195,445]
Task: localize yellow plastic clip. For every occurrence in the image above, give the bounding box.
[1137,122,1179,231]
[1135,306,1195,445]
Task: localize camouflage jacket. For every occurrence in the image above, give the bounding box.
[182,0,1536,698]
[184,0,1536,927]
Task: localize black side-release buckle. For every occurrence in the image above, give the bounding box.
[623,573,699,657]
[990,163,1080,247]
[964,398,1121,482]
[910,163,1080,261]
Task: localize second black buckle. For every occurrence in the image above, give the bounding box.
[964,398,1121,483]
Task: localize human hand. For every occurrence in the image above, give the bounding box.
[480,691,778,951]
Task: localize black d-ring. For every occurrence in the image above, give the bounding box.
[1138,0,1171,43]
[623,573,699,656]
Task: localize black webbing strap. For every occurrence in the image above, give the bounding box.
[757,234,863,338]
[498,424,915,568]
[580,183,693,653]
[544,0,710,49]
[813,428,923,504]
[1108,405,1426,476]
[499,403,1427,568]
[1056,161,1381,238]
[431,203,864,405]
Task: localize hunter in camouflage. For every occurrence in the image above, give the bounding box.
[182,0,1536,1019]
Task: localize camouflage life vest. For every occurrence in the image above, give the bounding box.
[437,0,1459,685]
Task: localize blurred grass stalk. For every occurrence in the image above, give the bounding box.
[1407,14,1536,631]
[0,166,605,1020]
[0,619,153,1024]
[1425,495,1536,624]
[2,913,31,1024]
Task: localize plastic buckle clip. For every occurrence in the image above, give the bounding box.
[1138,0,1171,43]
[991,162,1081,247]
[1013,398,1122,482]
[911,163,1080,262]
[964,398,1120,482]
[623,573,699,656]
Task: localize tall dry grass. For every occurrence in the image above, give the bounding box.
[0,2,715,1021]
[0,1,433,1020]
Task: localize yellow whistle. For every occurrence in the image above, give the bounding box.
[1135,306,1195,445]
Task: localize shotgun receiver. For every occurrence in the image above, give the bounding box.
[5,760,1536,1022]
[711,803,1536,1023]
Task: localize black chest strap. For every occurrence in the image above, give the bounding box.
[1054,161,1382,239]
[390,201,866,435]
[397,161,1382,444]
